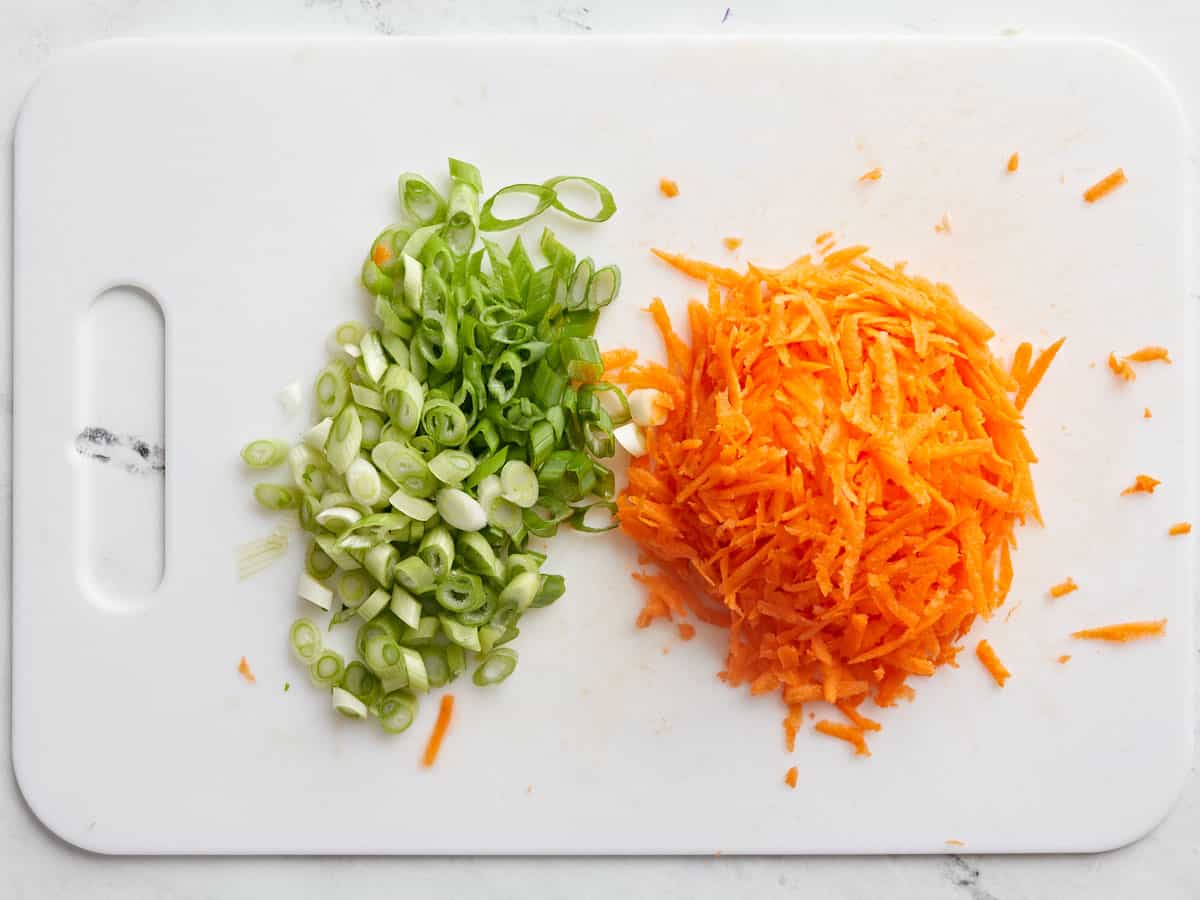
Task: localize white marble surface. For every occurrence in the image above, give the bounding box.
[2,1,1198,897]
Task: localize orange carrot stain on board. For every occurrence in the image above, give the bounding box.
[975,640,1010,687]
[858,167,883,182]
[237,656,256,684]
[784,766,798,789]
[1083,168,1127,203]
[421,694,455,768]
[1072,620,1167,643]
[1048,577,1078,599]
[1168,522,1192,536]
[609,245,1057,755]
[722,237,742,252]
[659,178,679,198]
[1121,474,1160,496]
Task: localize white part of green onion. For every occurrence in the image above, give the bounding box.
[332,687,368,719]
[439,615,482,652]
[597,388,627,421]
[349,383,383,412]
[398,646,430,694]
[341,342,362,359]
[315,506,362,532]
[315,533,361,570]
[325,406,362,474]
[402,253,423,312]
[242,439,289,469]
[614,421,648,457]
[628,389,669,427]
[330,321,367,353]
[488,496,523,537]
[389,585,423,628]
[338,570,371,608]
[278,380,303,416]
[428,449,476,485]
[346,458,384,506]
[500,571,542,611]
[389,489,436,522]
[499,460,538,508]
[302,417,334,451]
[236,528,289,580]
[359,331,388,384]
[336,533,374,552]
[436,488,487,532]
[298,572,333,611]
[476,474,502,513]
[380,671,410,694]
[357,588,391,622]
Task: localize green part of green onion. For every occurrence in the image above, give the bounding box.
[389,585,422,629]
[435,571,486,614]
[500,571,542,612]
[290,618,323,664]
[421,398,469,446]
[310,649,345,687]
[363,633,405,674]
[363,542,399,588]
[332,687,368,719]
[315,360,351,419]
[400,615,440,647]
[464,446,508,489]
[420,646,450,689]
[472,648,518,686]
[241,439,289,469]
[254,483,299,510]
[570,500,619,533]
[399,646,430,694]
[325,405,363,475]
[531,573,566,608]
[418,525,456,579]
[439,615,482,652]
[305,540,337,581]
[587,265,621,310]
[361,259,394,296]
[479,183,557,231]
[341,661,383,707]
[380,366,425,434]
[487,351,523,404]
[378,690,418,734]
[446,644,467,679]
[358,408,384,450]
[337,570,372,609]
[539,228,576,281]
[373,441,436,498]
[560,336,603,383]
[394,555,436,595]
[454,586,498,627]
[428,449,477,485]
[456,531,504,581]
[398,173,447,226]
[357,587,391,622]
[542,175,617,223]
[567,257,594,311]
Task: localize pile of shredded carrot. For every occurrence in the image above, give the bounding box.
[609,246,1059,755]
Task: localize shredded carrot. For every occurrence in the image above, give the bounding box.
[975,640,1009,687]
[815,721,871,756]
[1048,577,1078,599]
[678,623,696,641]
[1108,353,1135,382]
[421,693,455,767]
[1124,345,1171,364]
[1168,522,1191,536]
[815,230,834,245]
[1056,654,1071,664]
[615,246,1050,753]
[1015,338,1065,410]
[1083,168,1127,203]
[859,167,883,182]
[722,237,743,251]
[659,178,680,198]
[237,656,256,684]
[1144,407,1152,419]
[1121,474,1160,496]
[1071,620,1166,643]
[1010,342,1033,383]
[784,766,798,788]
[1006,152,1019,173]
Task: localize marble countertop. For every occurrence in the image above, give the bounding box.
[3,1,1198,897]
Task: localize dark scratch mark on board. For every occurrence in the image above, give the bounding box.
[75,427,165,475]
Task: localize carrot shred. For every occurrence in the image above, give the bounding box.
[616,245,1048,754]
[784,766,798,788]
[678,623,696,641]
[975,640,1010,687]
[371,243,392,266]
[945,839,965,847]
[1121,474,1160,496]
[1108,353,1135,382]
[815,230,834,245]
[1048,577,1078,599]
[1071,620,1166,643]
[1010,342,1033,383]
[237,656,256,684]
[1168,522,1191,536]
[1083,168,1127,203]
[722,237,743,251]
[815,720,871,756]
[858,167,883,182]
[1144,407,1152,419]
[421,694,455,767]
[1124,345,1171,364]
[1056,654,1072,664]
[1006,152,1019,173]
[659,178,680,198]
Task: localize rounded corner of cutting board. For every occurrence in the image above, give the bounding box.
[1071,36,1191,137]
[11,742,119,857]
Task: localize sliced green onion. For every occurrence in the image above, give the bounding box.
[402,253,424,313]
[358,409,384,450]
[357,587,391,622]
[499,571,542,612]
[613,421,647,457]
[401,616,440,646]
[337,570,371,609]
[479,183,557,231]
[528,420,557,469]
[587,264,621,310]
[254,483,299,510]
[380,366,425,434]
[398,647,429,694]
[435,571,485,613]
[456,532,504,580]
[570,500,619,533]
[532,573,566,608]
[299,572,333,611]
[454,586,498,627]
[429,449,477,485]
[561,309,600,339]
[418,525,456,578]
[445,160,482,256]
[363,543,398,588]
[560,336,603,383]
[377,690,418,733]
[373,441,436,497]
[324,405,362,474]
[359,331,388,384]
[398,173,447,225]
[290,618,323,663]
[315,505,361,533]
[380,328,411,365]
[364,633,405,674]
[499,460,539,508]
[394,555,436,594]
[473,648,518,686]
[437,488,487,531]
[439,615,482,652]
[306,540,337,580]
[389,489,436,522]
[341,661,382,706]
[567,257,594,311]
[446,644,467,679]
[345,458,384,506]
[332,321,367,349]
[315,533,361,571]
[315,360,351,418]
[530,358,567,408]
[487,351,523,404]
[542,175,617,223]
[332,687,368,719]
[421,398,469,445]
[420,646,450,689]
[241,439,288,468]
[310,649,345,687]
[505,553,541,580]
[464,446,508,488]
[389,585,422,629]
[349,383,383,412]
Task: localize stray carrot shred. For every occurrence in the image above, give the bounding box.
[421,694,455,767]
[1108,353,1135,382]
[815,230,834,245]
[371,243,392,266]
[1056,654,1072,664]
[1071,620,1166,643]
[1121,474,1160,496]
[975,640,1010,687]
[1048,577,1078,599]
[1168,522,1191,536]
[1083,168,1127,203]
[784,766,798,788]
[1144,407,1152,419]
[616,246,1049,754]
[722,237,742,251]
[934,212,953,234]
[659,178,680,198]
[815,721,871,756]
[859,167,883,182]
[1006,153,1019,173]
[946,839,966,847]
[1124,345,1171,364]
[237,656,256,684]
[678,623,696,641]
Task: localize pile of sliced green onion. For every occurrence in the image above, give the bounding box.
[242,159,626,734]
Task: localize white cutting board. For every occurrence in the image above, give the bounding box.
[12,36,1195,854]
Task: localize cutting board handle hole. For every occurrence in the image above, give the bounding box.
[77,284,165,610]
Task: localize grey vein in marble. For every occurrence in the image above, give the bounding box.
[945,855,999,900]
